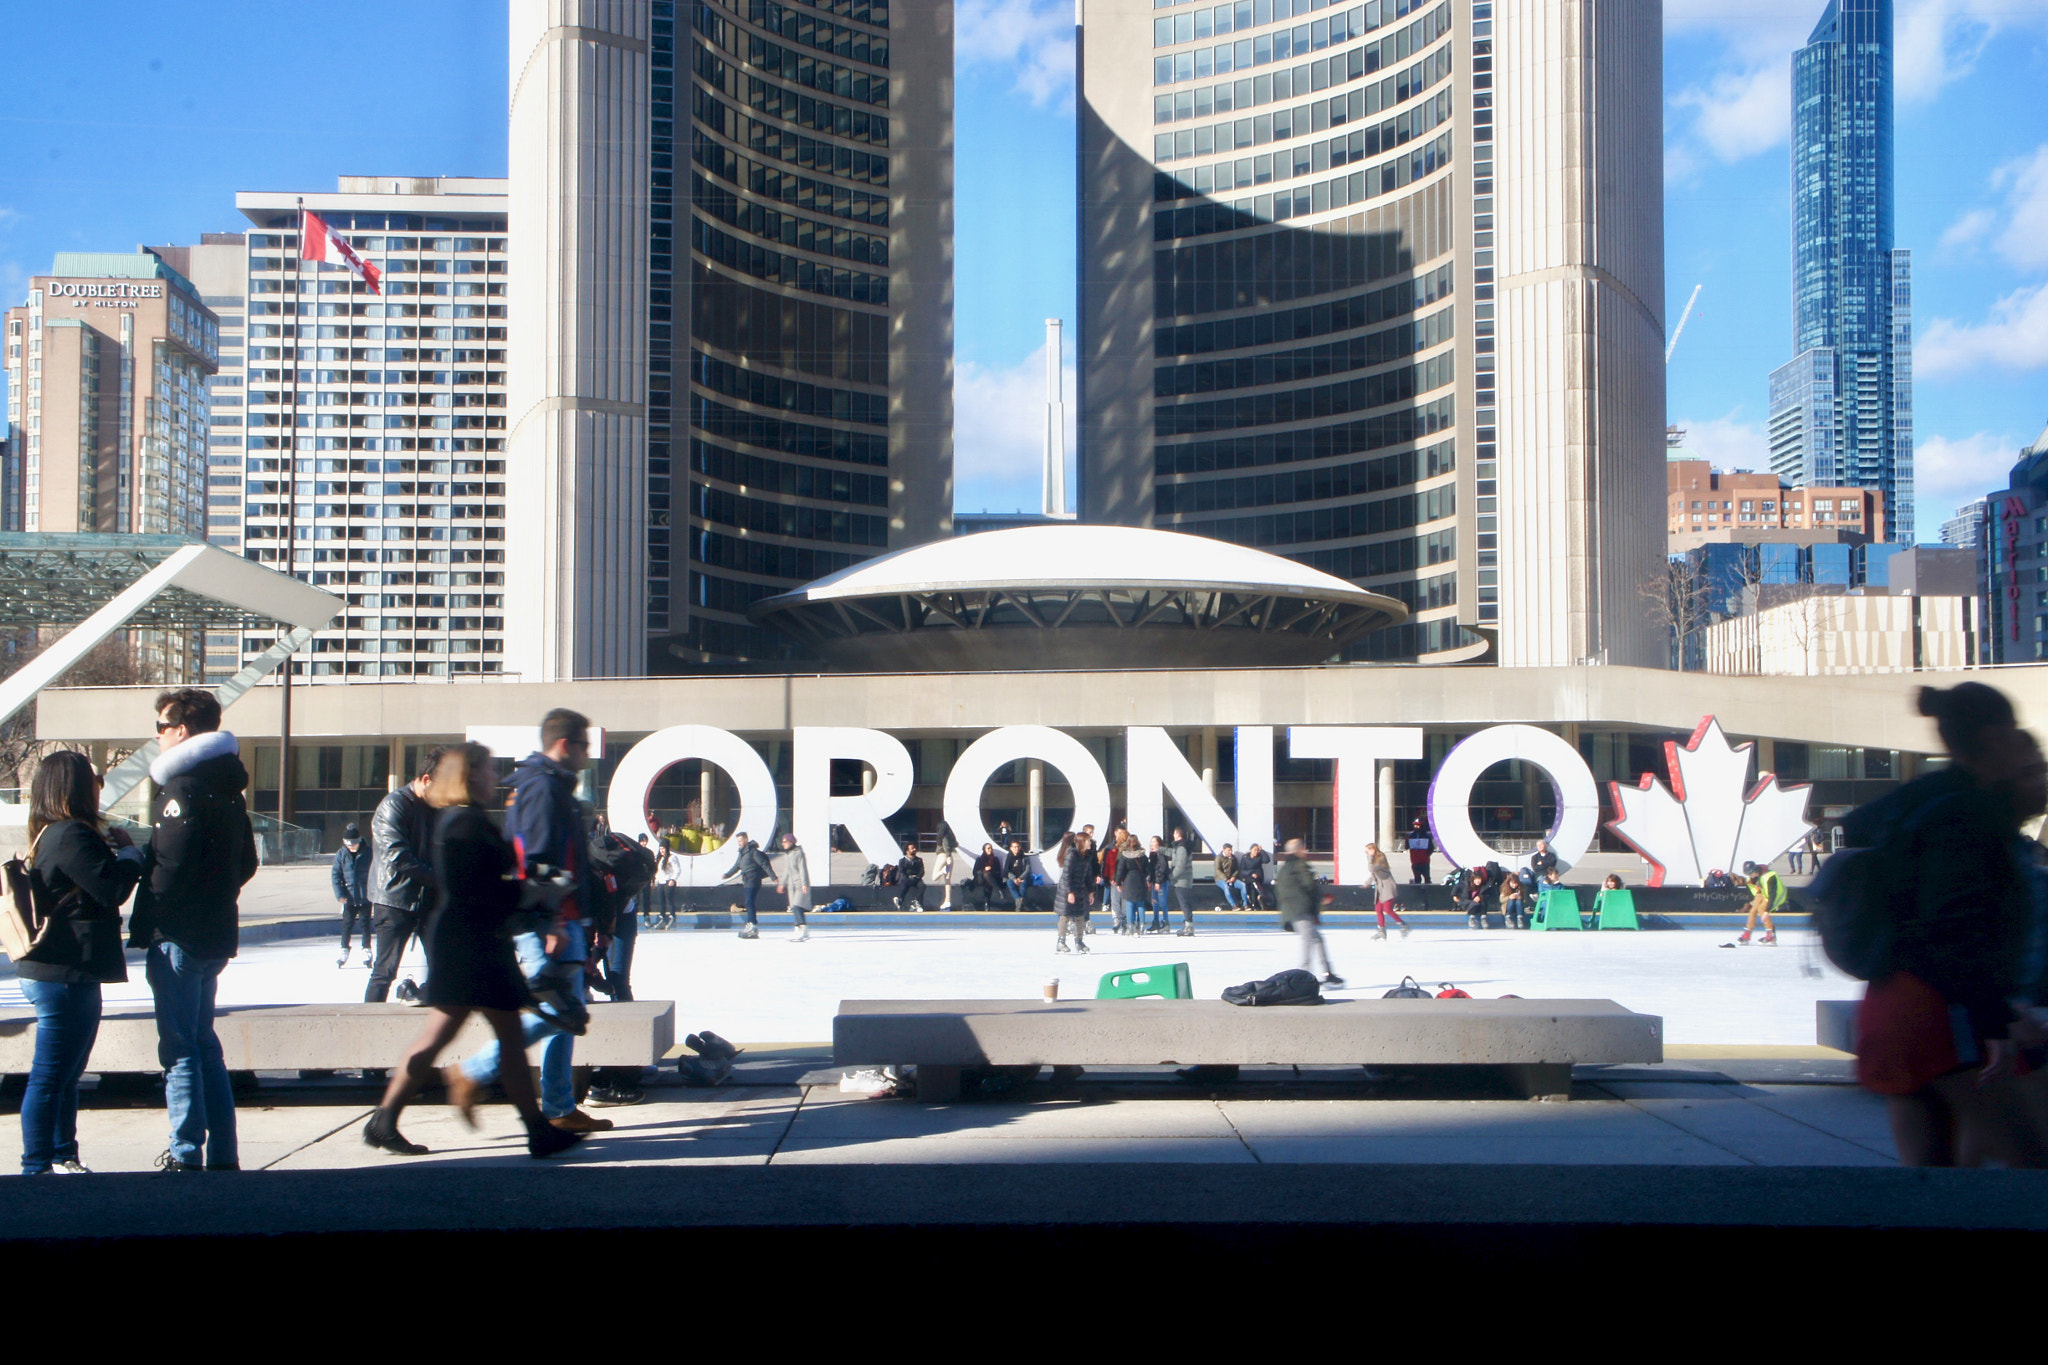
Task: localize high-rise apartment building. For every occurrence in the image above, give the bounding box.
[221,177,510,680]
[3,251,219,538]
[506,0,954,680]
[1080,0,1666,665]
[148,232,253,682]
[1767,0,1913,542]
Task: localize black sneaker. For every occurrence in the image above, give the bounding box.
[154,1150,202,1173]
[585,1083,646,1107]
[204,1162,242,1172]
[1319,973,1346,988]
[526,1118,584,1158]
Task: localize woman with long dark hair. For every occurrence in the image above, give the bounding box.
[17,750,145,1174]
[361,743,580,1159]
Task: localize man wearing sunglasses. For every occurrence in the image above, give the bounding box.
[128,687,258,1173]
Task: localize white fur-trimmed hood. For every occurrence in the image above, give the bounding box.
[149,730,241,785]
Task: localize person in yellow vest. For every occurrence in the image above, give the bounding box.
[1739,860,1783,945]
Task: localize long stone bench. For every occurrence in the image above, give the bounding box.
[0,1001,674,1074]
[834,998,1663,1102]
[1817,1000,1858,1054]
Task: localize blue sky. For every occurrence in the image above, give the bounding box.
[2,0,2044,530]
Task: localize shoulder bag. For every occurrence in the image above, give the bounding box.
[1,828,53,961]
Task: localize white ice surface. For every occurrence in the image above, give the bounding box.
[2,922,1858,1048]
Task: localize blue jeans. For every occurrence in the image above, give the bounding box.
[1151,887,1170,927]
[18,978,101,1174]
[145,942,236,1168]
[739,883,760,925]
[1007,876,1028,908]
[606,911,637,1002]
[459,929,580,1118]
[1216,877,1246,907]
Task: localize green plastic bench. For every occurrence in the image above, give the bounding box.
[1530,887,1583,931]
[1096,963,1194,1000]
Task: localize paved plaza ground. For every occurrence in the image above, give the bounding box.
[0,876,1896,1174]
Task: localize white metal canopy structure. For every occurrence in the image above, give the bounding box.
[750,525,1408,671]
[0,534,340,807]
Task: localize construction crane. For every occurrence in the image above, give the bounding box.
[1665,283,1703,364]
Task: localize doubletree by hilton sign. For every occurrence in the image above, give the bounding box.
[603,716,1812,890]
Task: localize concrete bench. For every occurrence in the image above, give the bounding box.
[834,998,1663,1102]
[0,1001,674,1074]
[1817,1000,1858,1054]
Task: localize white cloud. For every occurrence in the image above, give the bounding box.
[1671,412,1772,471]
[1663,0,2048,171]
[1670,62,1791,165]
[1919,282,2048,376]
[953,341,1077,513]
[1913,430,2027,530]
[1939,206,1996,253]
[1991,145,2048,272]
[958,0,1075,109]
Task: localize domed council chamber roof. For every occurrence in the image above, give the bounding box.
[749,524,1407,672]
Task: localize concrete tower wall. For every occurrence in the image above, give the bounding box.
[505,0,651,681]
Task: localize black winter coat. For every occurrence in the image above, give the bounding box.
[20,820,143,984]
[972,852,1004,886]
[331,841,372,903]
[129,732,257,960]
[1843,768,2029,1041]
[369,784,434,912]
[1061,848,1101,905]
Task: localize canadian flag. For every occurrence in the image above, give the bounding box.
[300,209,382,295]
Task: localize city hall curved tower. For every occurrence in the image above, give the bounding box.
[1080,0,1665,665]
[508,0,954,680]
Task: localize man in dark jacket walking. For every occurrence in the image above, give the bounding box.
[131,688,257,1173]
[1275,838,1342,987]
[450,709,621,1131]
[364,748,441,1003]
[331,822,373,969]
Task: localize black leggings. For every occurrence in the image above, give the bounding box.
[339,900,374,953]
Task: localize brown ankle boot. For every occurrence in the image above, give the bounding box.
[443,1065,481,1129]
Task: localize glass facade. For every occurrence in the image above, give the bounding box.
[667,0,902,668]
[1131,0,1474,660]
[1769,0,1913,542]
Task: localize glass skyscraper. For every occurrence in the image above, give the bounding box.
[1768,0,1913,543]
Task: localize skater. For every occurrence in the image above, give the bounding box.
[1738,860,1784,944]
[17,750,145,1175]
[654,836,682,928]
[1365,842,1409,939]
[331,822,373,968]
[935,827,957,910]
[1146,835,1173,932]
[894,840,927,911]
[1276,838,1341,987]
[776,832,812,942]
[1214,843,1247,907]
[721,831,775,936]
[1168,829,1196,935]
[1405,818,1434,884]
[1102,832,1126,932]
[361,744,581,1160]
[1057,832,1101,953]
[1115,836,1150,937]
[970,842,1005,910]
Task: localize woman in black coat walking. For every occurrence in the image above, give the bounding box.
[362,744,580,1159]
[16,751,145,1174]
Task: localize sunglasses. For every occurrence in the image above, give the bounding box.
[155,719,178,733]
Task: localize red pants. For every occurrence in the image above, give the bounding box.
[1375,899,1405,927]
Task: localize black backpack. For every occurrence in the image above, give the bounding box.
[1221,968,1323,1006]
[1382,975,1433,999]
[587,832,657,934]
[1804,844,1901,980]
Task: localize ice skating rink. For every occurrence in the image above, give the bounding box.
[2,919,1856,1047]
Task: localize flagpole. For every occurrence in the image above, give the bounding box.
[279,195,303,830]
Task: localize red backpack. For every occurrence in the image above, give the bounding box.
[1435,982,1472,999]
